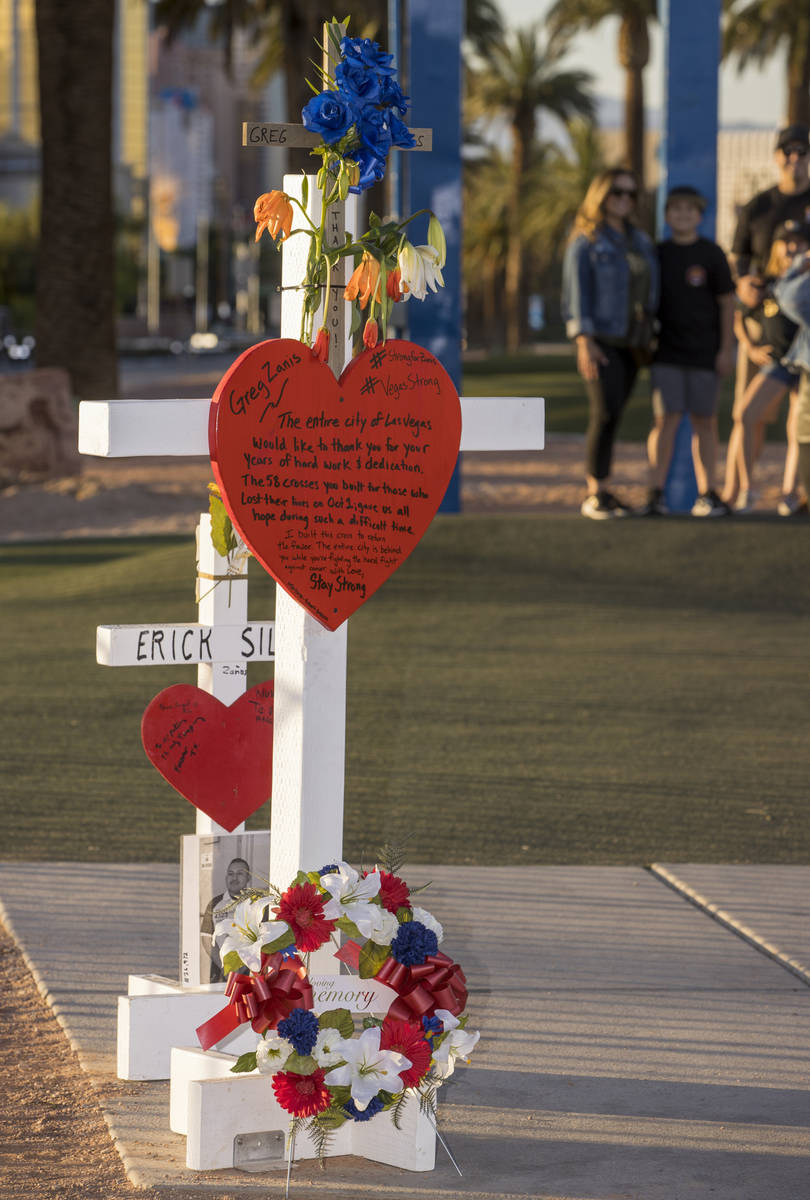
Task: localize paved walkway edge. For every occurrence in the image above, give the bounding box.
[648,863,810,986]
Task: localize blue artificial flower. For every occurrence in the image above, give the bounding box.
[389,112,415,150]
[302,90,355,144]
[389,920,438,967]
[344,1095,385,1122]
[277,1007,319,1056]
[356,106,392,158]
[379,77,409,115]
[340,36,395,76]
[422,1014,443,1038]
[318,864,339,876]
[347,146,387,194]
[279,944,298,961]
[335,58,382,107]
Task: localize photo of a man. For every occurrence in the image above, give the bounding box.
[200,856,251,983]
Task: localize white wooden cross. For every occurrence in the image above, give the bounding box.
[78,19,544,1172]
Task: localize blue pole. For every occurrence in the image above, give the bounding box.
[406,0,463,512]
[659,0,722,513]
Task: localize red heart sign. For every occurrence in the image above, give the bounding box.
[209,338,461,630]
[141,683,273,831]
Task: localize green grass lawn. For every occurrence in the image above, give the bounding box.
[2,519,808,866]
[463,350,772,444]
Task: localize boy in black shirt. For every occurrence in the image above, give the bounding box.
[644,187,735,517]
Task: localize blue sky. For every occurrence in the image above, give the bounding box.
[503,2,784,128]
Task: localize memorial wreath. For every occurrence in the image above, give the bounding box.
[195,849,479,1153]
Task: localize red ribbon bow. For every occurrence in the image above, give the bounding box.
[196,952,313,1051]
[376,950,467,1022]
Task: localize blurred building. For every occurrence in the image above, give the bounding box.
[0,0,39,209]
[599,124,779,251]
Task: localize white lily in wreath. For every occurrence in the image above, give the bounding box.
[320,861,382,932]
[324,1026,412,1111]
[214,896,289,973]
[431,1009,480,1081]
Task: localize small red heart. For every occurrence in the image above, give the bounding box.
[141,683,274,831]
[209,338,461,630]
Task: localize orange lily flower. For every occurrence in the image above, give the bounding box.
[254,190,293,242]
[386,267,403,301]
[344,253,382,309]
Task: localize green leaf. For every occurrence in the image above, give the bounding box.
[208,490,237,558]
[285,1052,317,1075]
[317,1007,354,1039]
[358,940,391,980]
[328,1084,352,1107]
[261,926,295,955]
[231,1051,257,1074]
[315,1107,347,1131]
[362,1015,384,1029]
[335,914,361,939]
[396,906,412,923]
[222,951,244,975]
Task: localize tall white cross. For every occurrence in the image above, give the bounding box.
[77,18,544,1171]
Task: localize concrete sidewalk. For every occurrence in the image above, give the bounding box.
[0,862,808,1199]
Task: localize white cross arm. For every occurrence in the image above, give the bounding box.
[97,622,275,667]
[243,122,433,152]
[78,396,544,457]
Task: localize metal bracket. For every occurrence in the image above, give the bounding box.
[233,1130,286,1171]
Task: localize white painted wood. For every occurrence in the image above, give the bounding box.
[116,992,260,1081]
[78,394,544,456]
[78,397,209,457]
[126,973,224,997]
[97,622,275,666]
[178,1050,434,1171]
[170,1046,239,1135]
[455,395,545,451]
[194,514,251,835]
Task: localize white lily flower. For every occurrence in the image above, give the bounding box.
[214,896,289,973]
[320,862,381,930]
[312,1026,346,1069]
[256,1030,293,1074]
[411,906,443,945]
[353,904,399,944]
[324,1027,412,1111]
[431,1026,480,1081]
[397,241,443,301]
[433,1008,459,1032]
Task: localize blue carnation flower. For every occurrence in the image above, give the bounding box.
[422,1014,443,1037]
[389,920,438,967]
[344,1095,385,1122]
[277,1007,319,1056]
[340,36,395,76]
[302,90,355,144]
[318,864,339,876]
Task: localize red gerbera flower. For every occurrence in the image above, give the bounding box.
[272,1068,332,1117]
[274,882,336,952]
[379,1019,431,1088]
[377,871,411,914]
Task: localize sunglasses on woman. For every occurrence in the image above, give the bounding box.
[609,186,637,199]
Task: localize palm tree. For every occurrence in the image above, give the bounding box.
[723,0,810,125]
[546,0,657,190]
[467,23,594,350]
[34,0,118,400]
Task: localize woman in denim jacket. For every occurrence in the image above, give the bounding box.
[562,168,659,518]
